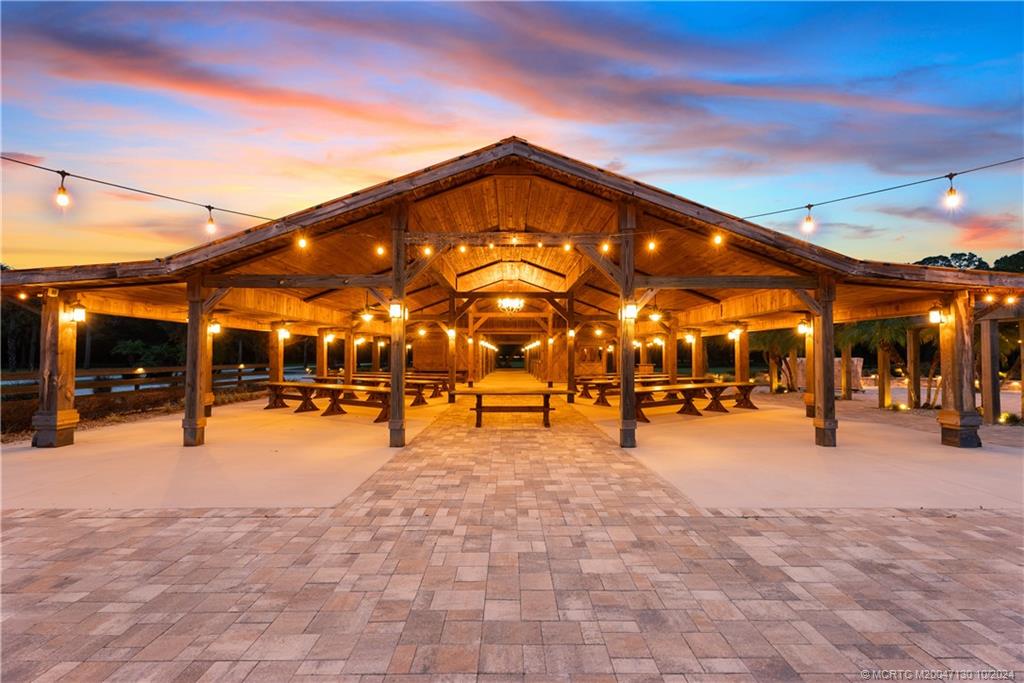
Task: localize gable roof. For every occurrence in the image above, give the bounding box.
[2,137,1022,291]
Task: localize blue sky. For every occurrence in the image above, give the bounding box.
[2,2,1021,267]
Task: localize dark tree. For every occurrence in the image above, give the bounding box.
[914,252,990,270]
[992,250,1024,273]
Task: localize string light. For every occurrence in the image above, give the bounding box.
[562,242,572,252]
[712,234,723,246]
[594,328,604,337]
[646,239,656,252]
[536,241,543,248]
[417,327,426,337]
[297,237,309,249]
[1007,295,1018,305]
[376,245,386,256]
[55,171,70,207]
[205,205,216,234]
[983,293,996,303]
[800,205,815,234]
[943,173,961,209]
[488,242,495,249]
[600,242,610,254]
[17,292,28,300]
[422,245,433,257]
[458,244,467,253]
[511,236,519,245]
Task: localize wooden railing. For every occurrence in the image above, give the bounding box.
[1,364,271,399]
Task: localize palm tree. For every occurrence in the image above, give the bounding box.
[749,329,802,391]
[836,318,910,371]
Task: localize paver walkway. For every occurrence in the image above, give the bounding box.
[3,398,1022,682]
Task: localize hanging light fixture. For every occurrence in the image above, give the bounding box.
[943,173,961,209]
[797,319,811,335]
[594,327,604,337]
[54,171,70,207]
[447,328,456,339]
[648,294,662,322]
[205,205,216,234]
[417,327,426,337]
[801,204,815,234]
[496,297,525,313]
[70,303,86,322]
[360,292,374,322]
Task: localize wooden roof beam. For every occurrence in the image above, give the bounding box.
[635,275,816,290]
[204,273,390,289]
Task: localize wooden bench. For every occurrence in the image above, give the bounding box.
[315,375,436,406]
[454,389,576,428]
[633,382,763,422]
[576,374,673,401]
[588,376,705,406]
[266,382,392,422]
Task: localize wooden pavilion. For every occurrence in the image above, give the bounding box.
[4,138,1022,450]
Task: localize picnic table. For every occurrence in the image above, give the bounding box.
[576,374,673,400]
[315,375,437,405]
[632,382,763,422]
[453,389,576,428]
[266,381,392,422]
[587,376,705,406]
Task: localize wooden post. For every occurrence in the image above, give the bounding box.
[316,328,330,377]
[566,295,576,402]
[447,298,457,403]
[1019,320,1023,419]
[389,204,408,447]
[467,313,476,387]
[31,290,79,447]
[546,315,554,388]
[906,328,921,409]
[203,328,215,418]
[938,290,981,447]
[344,332,356,385]
[618,203,637,448]
[183,280,211,447]
[803,328,815,418]
[768,356,779,392]
[787,349,799,391]
[666,322,678,383]
[813,276,837,446]
[692,331,706,377]
[371,336,381,372]
[840,343,853,400]
[734,331,749,382]
[877,347,891,409]
[268,329,284,382]
[979,319,1000,424]
[639,339,649,366]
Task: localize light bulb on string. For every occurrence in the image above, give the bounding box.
[55,171,70,208]
[205,205,216,234]
[943,173,961,209]
[800,205,815,234]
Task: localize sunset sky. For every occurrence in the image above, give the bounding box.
[2,2,1021,269]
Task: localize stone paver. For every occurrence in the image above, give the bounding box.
[2,397,1022,681]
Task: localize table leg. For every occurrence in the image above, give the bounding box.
[374,395,390,423]
[677,390,703,416]
[705,387,730,413]
[295,387,319,413]
[321,390,347,416]
[543,395,551,428]
[410,388,427,407]
[429,384,443,399]
[594,387,611,407]
[265,386,288,409]
[475,395,483,428]
[579,385,593,399]
[634,394,651,423]
[733,385,759,409]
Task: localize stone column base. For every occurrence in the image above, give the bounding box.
[937,410,982,448]
[389,427,405,448]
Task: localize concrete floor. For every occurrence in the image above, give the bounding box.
[2,371,1021,511]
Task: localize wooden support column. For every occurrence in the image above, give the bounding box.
[803,328,815,418]
[692,332,706,377]
[768,356,779,392]
[545,315,554,388]
[183,280,211,447]
[666,322,678,383]
[938,290,981,447]
[840,343,853,400]
[639,340,649,366]
[734,331,750,382]
[371,336,381,372]
[566,295,576,402]
[31,290,80,447]
[467,313,476,387]
[316,328,331,377]
[268,329,284,382]
[813,276,837,446]
[788,349,799,391]
[447,298,457,403]
[906,328,921,409]
[1019,320,1024,419]
[877,347,891,409]
[344,332,356,384]
[617,203,637,448]
[979,319,1000,425]
[203,326,215,417]
[389,204,408,447]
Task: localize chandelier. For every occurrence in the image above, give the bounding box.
[496,297,525,313]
